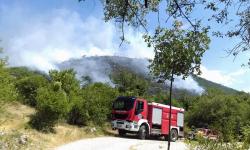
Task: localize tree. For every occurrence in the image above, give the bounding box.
[81,0,249,64]
[187,89,250,142]
[16,75,49,106]
[49,69,80,96]
[68,83,119,125]
[214,4,249,63]
[30,82,69,132]
[144,21,210,149]
[81,75,92,87]
[111,67,149,96]
[0,48,18,103]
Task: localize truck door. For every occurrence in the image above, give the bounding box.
[134,100,147,121]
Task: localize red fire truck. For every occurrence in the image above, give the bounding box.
[111,96,185,141]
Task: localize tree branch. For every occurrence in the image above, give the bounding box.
[119,0,129,46]
[145,0,148,8]
[127,1,148,32]
[173,0,196,30]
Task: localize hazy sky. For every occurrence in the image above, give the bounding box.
[0,0,250,92]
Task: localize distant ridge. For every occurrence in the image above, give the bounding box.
[59,56,239,95]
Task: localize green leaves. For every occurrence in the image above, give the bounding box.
[49,69,80,95]
[111,67,149,96]
[30,83,69,132]
[68,83,119,126]
[101,0,249,66]
[186,89,250,142]
[145,21,210,81]
[16,75,49,106]
[0,69,18,102]
[0,49,18,102]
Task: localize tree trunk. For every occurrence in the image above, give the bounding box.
[167,71,174,150]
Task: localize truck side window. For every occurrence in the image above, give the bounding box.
[135,101,144,115]
[140,101,144,110]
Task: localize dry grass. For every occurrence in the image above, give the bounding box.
[0,102,114,149]
[0,102,35,130]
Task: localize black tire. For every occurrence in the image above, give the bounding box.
[164,135,169,141]
[138,125,147,140]
[118,129,126,136]
[170,129,178,142]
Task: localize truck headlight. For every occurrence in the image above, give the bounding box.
[133,121,138,128]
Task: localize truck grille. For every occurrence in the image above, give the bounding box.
[114,114,128,119]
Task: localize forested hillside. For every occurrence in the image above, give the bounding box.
[0,55,250,149]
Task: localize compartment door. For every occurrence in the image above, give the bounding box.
[177,112,184,127]
[152,108,162,125]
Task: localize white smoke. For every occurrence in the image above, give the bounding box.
[173,76,204,94]
[0,6,153,72]
[0,4,204,94]
[59,56,204,94]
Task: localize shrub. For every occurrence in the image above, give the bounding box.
[67,92,84,125]
[16,75,48,106]
[30,82,69,132]
[242,125,250,149]
[111,67,149,96]
[49,69,80,95]
[0,49,18,108]
[0,67,18,102]
[186,90,250,142]
[68,83,119,126]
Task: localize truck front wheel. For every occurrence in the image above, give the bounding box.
[138,125,147,140]
[118,129,126,136]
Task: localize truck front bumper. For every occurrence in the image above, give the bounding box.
[111,120,139,132]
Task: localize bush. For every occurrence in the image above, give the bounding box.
[0,50,18,110]
[49,69,80,95]
[242,125,250,149]
[186,89,250,142]
[67,92,83,125]
[68,83,119,126]
[30,83,69,132]
[111,67,149,96]
[0,67,18,102]
[16,75,48,106]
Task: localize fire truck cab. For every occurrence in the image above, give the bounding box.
[111,96,185,141]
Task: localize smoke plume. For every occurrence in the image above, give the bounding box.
[0,4,204,94]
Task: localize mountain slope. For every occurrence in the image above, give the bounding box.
[59,56,239,95]
[193,75,238,94]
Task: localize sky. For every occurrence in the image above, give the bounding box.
[0,0,250,92]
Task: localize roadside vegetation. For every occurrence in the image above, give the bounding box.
[0,54,118,148]
[0,50,250,149]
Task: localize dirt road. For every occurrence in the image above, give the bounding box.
[56,136,188,150]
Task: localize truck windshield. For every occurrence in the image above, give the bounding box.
[113,97,135,110]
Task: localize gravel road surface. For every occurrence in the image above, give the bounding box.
[56,136,188,150]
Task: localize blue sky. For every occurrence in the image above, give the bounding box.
[0,0,250,92]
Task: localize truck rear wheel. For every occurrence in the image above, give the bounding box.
[138,125,147,140]
[170,129,178,142]
[118,129,126,136]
